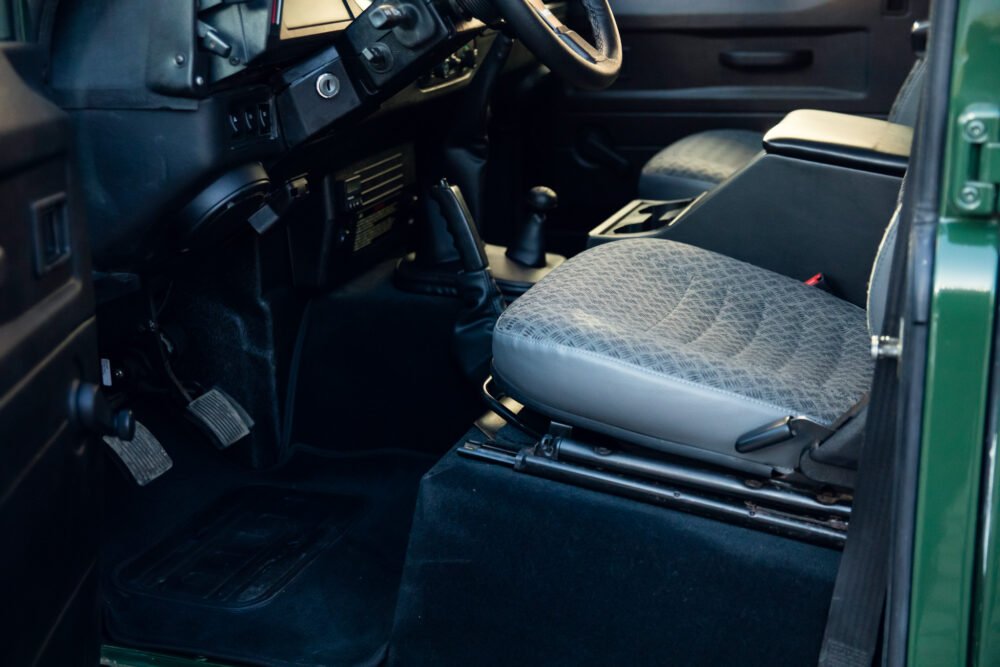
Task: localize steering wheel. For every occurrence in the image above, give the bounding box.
[482,0,622,90]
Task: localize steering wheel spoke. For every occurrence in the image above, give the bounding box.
[524,0,603,64]
[488,0,621,89]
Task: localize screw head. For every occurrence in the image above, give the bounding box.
[229,56,241,66]
[174,53,186,66]
[194,75,205,86]
[964,119,988,142]
[958,184,983,210]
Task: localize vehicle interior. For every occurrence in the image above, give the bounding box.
[0,0,942,664]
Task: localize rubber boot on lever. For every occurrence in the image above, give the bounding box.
[431,179,505,383]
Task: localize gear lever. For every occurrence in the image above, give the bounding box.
[507,186,557,268]
[431,179,505,383]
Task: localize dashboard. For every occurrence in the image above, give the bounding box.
[48,0,557,271]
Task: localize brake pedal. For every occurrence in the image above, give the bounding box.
[186,387,255,449]
[103,421,173,486]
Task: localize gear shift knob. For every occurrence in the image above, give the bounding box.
[507,186,556,268]
[526,186,558,213]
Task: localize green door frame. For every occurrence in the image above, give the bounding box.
[907,0,1000,664]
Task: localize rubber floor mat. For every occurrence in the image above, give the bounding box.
[103,424,431,667]
[115,487,361,608]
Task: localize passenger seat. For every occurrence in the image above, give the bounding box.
[637,32,927,200]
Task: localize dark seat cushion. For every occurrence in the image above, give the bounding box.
[637,129,763,200]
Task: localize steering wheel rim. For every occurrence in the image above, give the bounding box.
[492,0,622,90]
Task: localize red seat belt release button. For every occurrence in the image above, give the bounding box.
[805,272,824,286]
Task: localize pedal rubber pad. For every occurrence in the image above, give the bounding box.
[103,421,173,486]
[186,387,255,449]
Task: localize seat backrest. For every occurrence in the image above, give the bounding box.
[888,56,927,127]
[866,203,901,335]
[867,43,927,332]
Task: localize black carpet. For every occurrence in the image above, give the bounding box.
[287,261,485,457]
[389,433,841,666]
[102,405,435,667]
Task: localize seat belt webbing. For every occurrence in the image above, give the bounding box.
[817,357,898,666]
[818,182,913,667]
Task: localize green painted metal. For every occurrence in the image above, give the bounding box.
[968,1,1000,656]
[908,221,998,665]
[976,381,1000,666]
[100,645,235,667]
[909,0,1000,664]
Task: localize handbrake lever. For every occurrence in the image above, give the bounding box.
[430,179,505,384]
[430,179,489,272]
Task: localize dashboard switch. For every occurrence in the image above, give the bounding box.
[368,3,414,29]
[228,111,242,137]
[198,21,233,58]
[361,44,394,73]
[257,104,272,135]
[243,108,257,133]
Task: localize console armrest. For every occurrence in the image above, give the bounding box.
[763,110,913,176]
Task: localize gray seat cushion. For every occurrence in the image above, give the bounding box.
[637,129,763,200]
[492,239,874,473]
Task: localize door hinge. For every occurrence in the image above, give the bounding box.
[953,104,1000,216]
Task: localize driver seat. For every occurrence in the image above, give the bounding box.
[491,206,899,475]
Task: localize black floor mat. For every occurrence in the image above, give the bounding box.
[103,407,434,667]
[116,487,362,608]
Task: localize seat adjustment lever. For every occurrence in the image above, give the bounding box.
[736,417,794,453]
[735,416,832,453]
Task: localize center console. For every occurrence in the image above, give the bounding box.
[588,110,913,306]
[588,198,701,240]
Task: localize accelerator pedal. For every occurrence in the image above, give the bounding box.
[186,387,255,449]
[103,421,173,486]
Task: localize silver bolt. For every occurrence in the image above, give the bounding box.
[195,75,205,86]
[965,119,988,142]
[958,185,983,210]
[229,56,241,66]
[871,335,902,360]
[174,53,186,66]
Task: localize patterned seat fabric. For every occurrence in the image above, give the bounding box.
[637,129,764,200]
[492,239,874,473]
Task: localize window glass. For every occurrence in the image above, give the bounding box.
[5,0,45,42]
[0,2,13,41]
